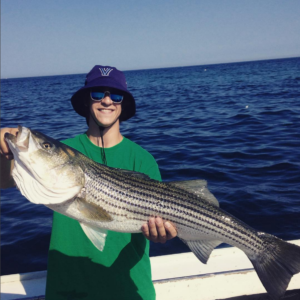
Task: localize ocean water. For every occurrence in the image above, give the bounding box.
[1,57,300,275]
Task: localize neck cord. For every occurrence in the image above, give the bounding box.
[98,126,107,166]
[89,111,120,166]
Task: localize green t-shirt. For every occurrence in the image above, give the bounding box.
[45,134,161,300]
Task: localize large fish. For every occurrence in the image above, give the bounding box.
[5,126,300,299]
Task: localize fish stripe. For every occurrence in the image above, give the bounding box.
[83,164,263,252]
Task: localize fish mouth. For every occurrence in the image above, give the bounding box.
[5,125,31,152]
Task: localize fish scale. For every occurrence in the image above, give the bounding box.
[83,159,264,253]
[5,126,300,300]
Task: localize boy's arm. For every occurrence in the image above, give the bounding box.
[0,156,15,188]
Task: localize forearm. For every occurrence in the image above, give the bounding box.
[0,155,15,189]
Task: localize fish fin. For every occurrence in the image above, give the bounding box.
[169,180,219,207]
[75,198,113,222]
[247,234,300,300]
[113,168,151,180]
[80,223,108,251]
[181,239,222,264]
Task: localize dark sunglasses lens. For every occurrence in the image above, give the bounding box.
[91,92,105,100]
[110,94,123,102]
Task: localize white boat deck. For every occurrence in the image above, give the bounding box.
[1,240,300,300]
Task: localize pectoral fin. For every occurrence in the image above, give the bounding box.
[80,223,108,251]
[75,198,113,222]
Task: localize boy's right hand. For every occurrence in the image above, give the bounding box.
[0,128,18,160]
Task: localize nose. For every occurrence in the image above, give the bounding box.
[101,96,113,105]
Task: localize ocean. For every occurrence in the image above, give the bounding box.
[1,57,300,275]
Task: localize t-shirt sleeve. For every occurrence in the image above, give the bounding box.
[135,150,162,182]
[142,161,162,181]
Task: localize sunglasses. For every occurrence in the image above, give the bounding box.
[90,91,123,103]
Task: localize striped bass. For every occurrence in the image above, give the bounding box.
[5,126,300,300]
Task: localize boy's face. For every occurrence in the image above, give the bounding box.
[88,94,122,128]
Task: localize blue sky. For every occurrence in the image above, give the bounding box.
[1,0,300,78]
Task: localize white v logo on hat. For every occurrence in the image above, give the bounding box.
[99,67,113,76]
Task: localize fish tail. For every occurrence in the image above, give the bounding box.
[248,234,300,300]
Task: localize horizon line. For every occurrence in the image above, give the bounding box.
[1,55,299,80]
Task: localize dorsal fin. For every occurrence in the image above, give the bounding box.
[113,168,151,180]
[168,180,219,207]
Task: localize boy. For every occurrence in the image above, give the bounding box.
[0,65,177,299]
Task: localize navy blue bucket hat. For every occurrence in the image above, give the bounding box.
[71,65,136,122]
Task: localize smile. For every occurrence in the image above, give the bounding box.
[98,109,114,114]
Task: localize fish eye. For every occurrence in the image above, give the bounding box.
[42,142,52,149]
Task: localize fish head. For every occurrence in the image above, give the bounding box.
[5,126,85,205]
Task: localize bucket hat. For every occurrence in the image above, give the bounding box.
[71,65,136,121]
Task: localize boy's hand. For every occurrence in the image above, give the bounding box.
[0,128,18,160]
[142,217,177,243]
